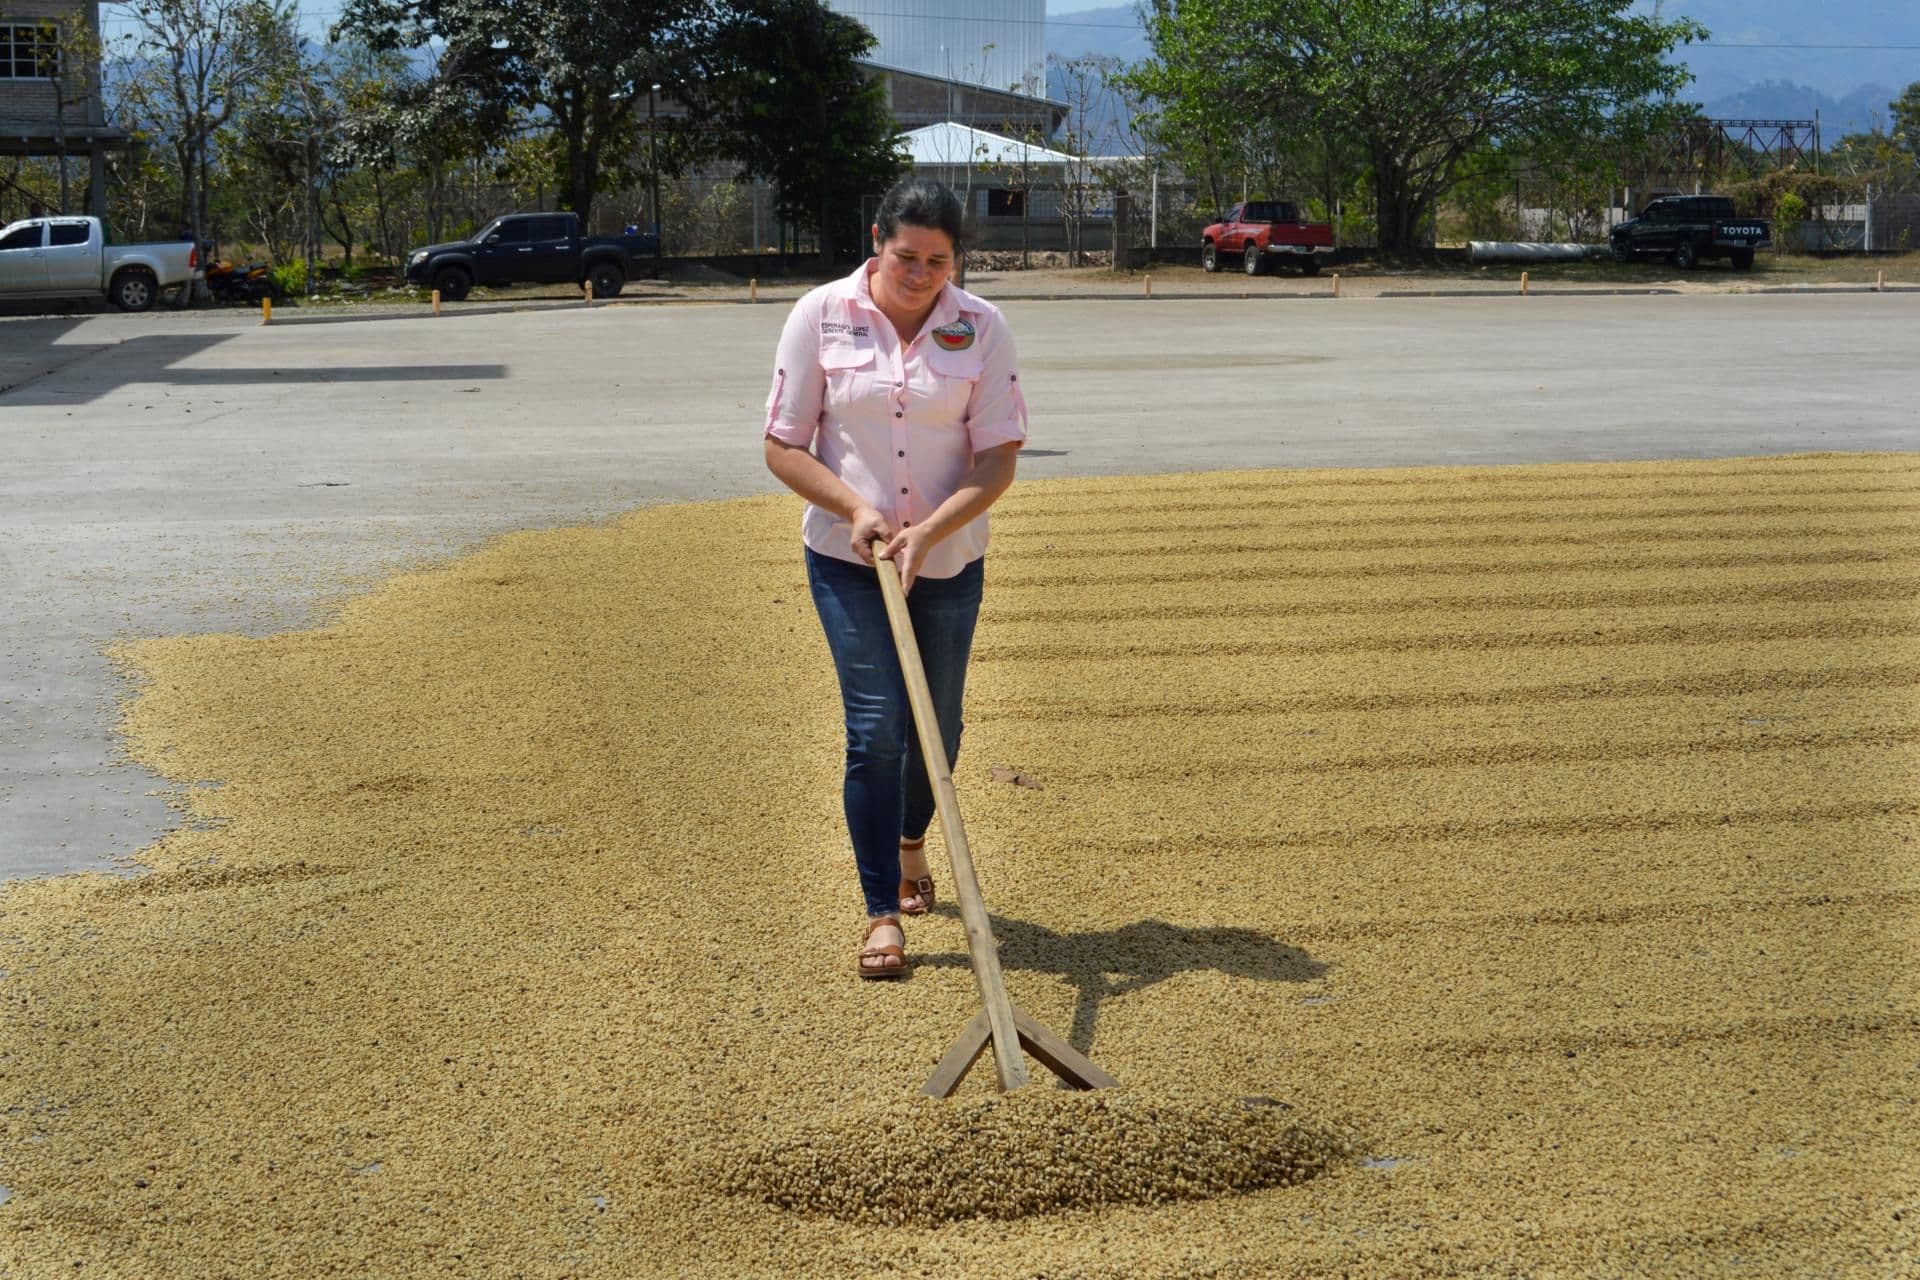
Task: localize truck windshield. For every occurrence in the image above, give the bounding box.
[1240,202,1298,222]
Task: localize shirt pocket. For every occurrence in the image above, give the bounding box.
[821,341,877,410]
[924,345,986,420]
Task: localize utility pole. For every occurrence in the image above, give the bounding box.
[649,83,663,268]
[299,62,318,299]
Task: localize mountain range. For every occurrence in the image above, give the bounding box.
[1044,0,1918,139]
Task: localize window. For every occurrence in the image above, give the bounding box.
[2,23,60,79]
[530,216,570,242]
[1241,201,1299,223]
[0,224,44,250]
[486,220,530,244]
[986,189,1025,217]
[49,222,90,246]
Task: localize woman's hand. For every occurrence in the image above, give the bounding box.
[849,506,896,565]
[876,524,936,593]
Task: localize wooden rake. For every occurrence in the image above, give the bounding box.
[872,545,1118,1097]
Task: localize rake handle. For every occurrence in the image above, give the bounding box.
[871,542,1030,1092]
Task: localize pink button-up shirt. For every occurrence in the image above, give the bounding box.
[763,259,1028,580]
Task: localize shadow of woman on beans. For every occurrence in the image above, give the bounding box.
[912,916,1328,1057]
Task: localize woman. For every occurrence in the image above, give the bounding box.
[762,178,1028,979]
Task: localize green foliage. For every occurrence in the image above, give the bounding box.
[1720,170,1862,221]
[710,0,904,263]
[332,0,712,223]
[1771,190,1806,254]
[271,258,305,294]
[1893,82,1920,160]
[1131,0,1704,252]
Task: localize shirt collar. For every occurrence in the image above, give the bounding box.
[842,257,964,337]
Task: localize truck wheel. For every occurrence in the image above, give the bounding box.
[1244,244,1262,276]
[1674,240,1697,270]
[588,262,625,298]
[1201,241,1219,272]
[1730,249,1754,271]
[1610,239,1632,265]
[110,268,158,313]
[1300,259,1320,277]
[432,266,472,302]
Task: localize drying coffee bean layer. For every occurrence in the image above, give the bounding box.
[1,452,1915,1277]
[712,1091,1354,1225]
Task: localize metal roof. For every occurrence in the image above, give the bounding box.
[899,122,1082,166]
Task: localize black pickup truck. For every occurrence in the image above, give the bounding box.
[1609,195,1772,270]
[404,212,660,300]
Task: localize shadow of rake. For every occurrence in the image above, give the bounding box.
[914,915,1329,1057]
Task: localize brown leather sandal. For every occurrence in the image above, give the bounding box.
[898,836,936,916]
[856,915,909,980]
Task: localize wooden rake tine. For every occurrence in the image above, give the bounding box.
[870,541,1116,1097]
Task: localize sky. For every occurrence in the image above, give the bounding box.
[98,0,1918,106]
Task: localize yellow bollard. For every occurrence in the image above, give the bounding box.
[583,280,593,306]
[1520,270,1530,296]
[260,297,271,325]
[1332,273,1341,298]
[750,277,759,303]
[432,289,441,317]
[1145,274,1152,299]
[1878,269,1886,292]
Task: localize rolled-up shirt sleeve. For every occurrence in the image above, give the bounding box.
[764,297,825,447]
[964,312,1028,453]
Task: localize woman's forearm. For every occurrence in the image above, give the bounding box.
[918,444,1020,545]
[764,437,873,523]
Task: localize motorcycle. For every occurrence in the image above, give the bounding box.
[205,258,284,304]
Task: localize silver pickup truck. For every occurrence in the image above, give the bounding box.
[0,215,203,311]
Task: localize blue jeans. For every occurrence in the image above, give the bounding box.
[805,547,984,918]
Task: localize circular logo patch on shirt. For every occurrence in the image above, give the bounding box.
[931,319,976,352]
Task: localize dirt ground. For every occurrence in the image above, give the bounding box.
[0,452,1916,1277]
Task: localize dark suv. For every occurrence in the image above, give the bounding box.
[404,212,660,301]
[1609,196,1772,270]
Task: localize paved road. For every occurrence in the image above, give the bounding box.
[3,293,1916,877]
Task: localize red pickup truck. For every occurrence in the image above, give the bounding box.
[1202,201,1334,276]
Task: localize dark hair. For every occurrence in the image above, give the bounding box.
[874,177,964,252]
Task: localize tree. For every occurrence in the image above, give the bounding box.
[334,0,712,226]
[1133,0,1704,252]
[119,0,289,240]
[1892,82,1920,162]
[222,25,344,285]
[710,0,903,267]
[28,19,105,213]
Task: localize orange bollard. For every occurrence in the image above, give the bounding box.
[260,297,271,325]
[1332,273,1341,298]
[750,277,759,303]
[583,280,592,306]
[1520,270,1530,296]
[432,289,442,317]
[1145,274,1152,299]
